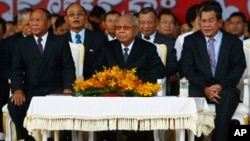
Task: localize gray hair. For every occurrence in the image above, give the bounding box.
[115,14,138,26]
[17,7,33,22]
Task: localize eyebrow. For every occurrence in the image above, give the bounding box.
[67,10,85,13]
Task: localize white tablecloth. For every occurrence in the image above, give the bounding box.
[24,96,215,137]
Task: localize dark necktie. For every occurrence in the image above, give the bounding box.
[208,38,216,75]
[144,36,150,40]
[123,48,129,62]
[75,34,82,43]
[37,38,43,55]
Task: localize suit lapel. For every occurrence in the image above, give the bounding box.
[67,32,73,42]
[25,36,43,76]
[154,32,161,43]
[215,33,227,76]
[38,34,54,74]
[113,41,125,66]
[83,30,91,53]
[126,39,141,65]
[29,36,43,58]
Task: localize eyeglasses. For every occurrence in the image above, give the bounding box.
[160,21,175,25]
[29,18,45,23]
[67,12,85,18]
[115,25,136,30]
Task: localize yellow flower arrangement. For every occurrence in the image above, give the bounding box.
[73,66,161,97]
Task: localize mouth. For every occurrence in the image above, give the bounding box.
[73,20,80,24]
[31,28,39,32]
[117,34,126,39]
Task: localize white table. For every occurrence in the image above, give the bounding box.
[23,96,215,141]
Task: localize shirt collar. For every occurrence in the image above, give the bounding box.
[33,32,48,44]
[70,29,85,43]
[107,34,116,41]
[121,40,135,54]
[239,35,244,41]
[205,30,222,43]
[141,31,156,43]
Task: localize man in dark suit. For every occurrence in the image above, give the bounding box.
[136,7,178,95]
[228,12,248,41]
[7,8,76,141]
[0,17,7,141]
[180,1,246,141]
[63,3,105,80]
[102,10,120,42]
[0,9,32,138]
[136,7,177,78]
[93,14,165,141]
[1,7,33,82]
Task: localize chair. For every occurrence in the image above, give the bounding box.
[2,42,86,141]
[68,42,86,141]
[155,43,167,96]
[188,44,250,141]
[68,42,85,140]
[154,43,168,141]
[69,42,85,80]
[2,104,17,141]
[2,79,17,141]
[217,44,250,125]
[35,42,86,141]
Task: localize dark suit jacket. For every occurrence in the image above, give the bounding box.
[62,29,104,79]
[11,33,76,98]
[0,32,24,81]
[0,40,10,105]
[93,38,166,83]
[0,32,25,102]
[180,30,246,96]
[137,32,177,76]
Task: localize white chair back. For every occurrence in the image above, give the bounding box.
[154,43,167,97]
[69,42,85,80]
[155,43,167,66]
[154,43,167,141]
[69,42,86,141]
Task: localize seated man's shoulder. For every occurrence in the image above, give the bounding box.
[86,29,105,37]
[157,32,174,40]
[135,38,158,50]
